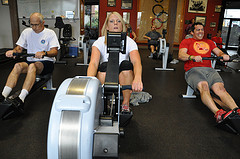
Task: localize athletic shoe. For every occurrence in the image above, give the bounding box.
[121,104,130,114]
[233,108,240,116]
[6,97,24,114]
[214,109,233,123]
[1,97,24,120]
[0,94,5,102]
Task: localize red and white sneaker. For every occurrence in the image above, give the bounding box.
[121,104,130,114]
[233,108,240,116]
[214,109,233,123]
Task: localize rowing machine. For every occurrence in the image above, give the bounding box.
[180,56,240,134]
[154,39,174,71]
[47,32,133,158]
[0,53,56,119]
[181,56,223,99]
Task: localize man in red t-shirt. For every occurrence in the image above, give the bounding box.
[212,30,224,49]
[178,22,240,123]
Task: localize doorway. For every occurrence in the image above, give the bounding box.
[222,9,240,50]
[84,5,99,40]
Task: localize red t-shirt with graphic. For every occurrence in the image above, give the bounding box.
[179,38,217,72]
[212,36,223,48]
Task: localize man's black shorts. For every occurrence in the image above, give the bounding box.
[148,40,158,50]
[26,61,54,75]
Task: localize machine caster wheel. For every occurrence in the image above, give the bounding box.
[119,127,124,137]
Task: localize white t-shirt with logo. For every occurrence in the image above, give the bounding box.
[16,28,60,62]
[92,36,138,64]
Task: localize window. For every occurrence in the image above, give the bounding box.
[222,8,240,49]
[84,5,99,39]
[123,12,130,24]
[224,9,240,19]
[84,5,99,29]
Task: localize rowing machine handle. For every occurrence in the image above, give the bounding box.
[192,56,223,62]
[12,53,45,58]
[13,53,36,57]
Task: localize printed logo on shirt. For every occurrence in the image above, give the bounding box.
[193,41,209,54]
[41,40,46,44]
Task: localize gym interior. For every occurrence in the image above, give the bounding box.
[0,0,240,159]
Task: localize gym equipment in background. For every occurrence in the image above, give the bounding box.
[54,17,76,64]
[154,38,174,71]
[75,35,96,66]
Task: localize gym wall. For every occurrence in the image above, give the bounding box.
[183,0,223,40]
[0,3,13,48]
[98,0,225,46]
[98,0,185,45]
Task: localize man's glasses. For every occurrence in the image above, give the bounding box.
[30,23,41,27]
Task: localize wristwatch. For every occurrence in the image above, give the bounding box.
[45,51,48,56]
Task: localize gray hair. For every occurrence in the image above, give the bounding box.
[30,12,44,23]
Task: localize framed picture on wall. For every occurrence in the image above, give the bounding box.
[107,0,116,7]
[215,5,222,13]
[188,0,208,14]
[195,16,206,26]
[210,22,216,27]
[1,0,9,5]
[121,0,132,9]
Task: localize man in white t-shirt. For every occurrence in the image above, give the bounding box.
[0,12,60,114]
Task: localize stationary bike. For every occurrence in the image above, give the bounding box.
[47,32,133,158]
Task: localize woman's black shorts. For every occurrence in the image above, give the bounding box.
[98,60,133,73]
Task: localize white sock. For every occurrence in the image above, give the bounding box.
[18,89,29,102]
[2,86,12,98]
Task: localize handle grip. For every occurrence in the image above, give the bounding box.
[202,57,223,60]
[192,56,223,62]
[12,53,45,58]
[13,53,35,57]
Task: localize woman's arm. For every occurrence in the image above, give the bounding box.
[129,50,143,92]
[132,31,137,41]
[87,46,101,77]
